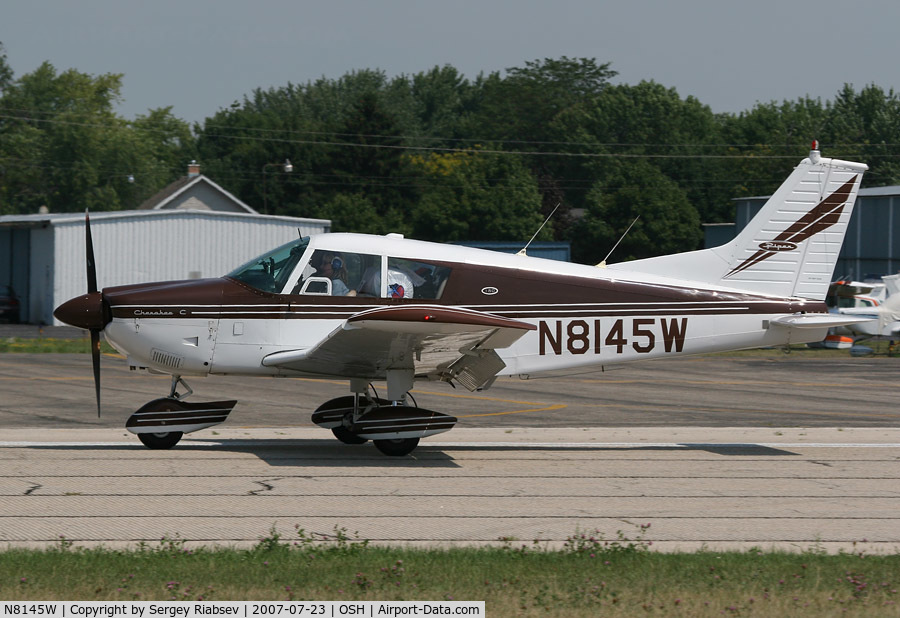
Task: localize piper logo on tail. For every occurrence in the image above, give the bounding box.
[725,175,858,278]
[758,241,797,252]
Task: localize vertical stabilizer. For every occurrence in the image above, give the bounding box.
[609,144,867,301]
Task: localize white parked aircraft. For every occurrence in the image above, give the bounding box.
[55,144,869,455]
[833,273,900,339]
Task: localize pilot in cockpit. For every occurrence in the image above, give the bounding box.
[313,253,356,296]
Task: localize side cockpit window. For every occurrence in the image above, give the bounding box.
[384,258,451,300]
[293,250,380,296]
[281,248,453,299]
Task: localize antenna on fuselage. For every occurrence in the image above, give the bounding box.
[517,203,560,256]
[596,215,640,268]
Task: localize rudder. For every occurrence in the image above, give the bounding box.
[717,145,866,300]
[609,144,867,301]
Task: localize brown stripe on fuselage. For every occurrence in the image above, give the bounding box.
[103,263,818,321]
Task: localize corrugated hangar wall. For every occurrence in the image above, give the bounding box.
[18,210,329,325]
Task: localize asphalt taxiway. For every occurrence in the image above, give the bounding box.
[1,352,899,552]
[2,352,899,428]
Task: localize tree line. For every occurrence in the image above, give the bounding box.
[2,42,899,264]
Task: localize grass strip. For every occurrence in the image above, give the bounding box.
[0,338,117,354]
[1,529,898,616]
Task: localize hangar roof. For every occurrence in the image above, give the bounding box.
[735,185,900,201]
[0,209,329,229]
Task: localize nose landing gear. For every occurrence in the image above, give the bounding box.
[126,376,237,449]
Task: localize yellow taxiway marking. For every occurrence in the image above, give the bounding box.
[409,388,567,418]
[296,377,348,385]
[456,404,567,418]
[583,378,870,388]
[575,400,900,420]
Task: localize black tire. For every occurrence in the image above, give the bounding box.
[332,425,368,445]
[137,431,183,450]
[373,437,419,457]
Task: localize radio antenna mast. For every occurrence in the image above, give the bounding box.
[517,203,560,256]
[596,215,640,267]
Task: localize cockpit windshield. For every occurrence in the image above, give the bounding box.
[227,237,310,293]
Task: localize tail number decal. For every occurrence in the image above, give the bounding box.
[539,318,688,356]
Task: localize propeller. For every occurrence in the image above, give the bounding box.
[85,210,102,417]
[53,210,110,417]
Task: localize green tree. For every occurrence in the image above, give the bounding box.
[569,160,701,264]
[407,65,476,140]
[0,42,13,95]
[408,149,545,242]
[465,58,619,235]
[563,81,725,222]
[318,192,409,235]
[719,97,827,210]
[472,57,617,142]
[823,84,900,186]
[195,69,423,218]
[0,60,191,214]
[324,90,415,211]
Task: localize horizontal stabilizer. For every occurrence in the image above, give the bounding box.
[768,314,873,329]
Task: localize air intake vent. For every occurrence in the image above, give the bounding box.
[151,348,184,369]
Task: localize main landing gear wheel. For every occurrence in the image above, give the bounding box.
[138,431,183,450]
[332,425,368,445]
[373,437,419,457]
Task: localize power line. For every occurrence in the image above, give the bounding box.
[3,110,888,160]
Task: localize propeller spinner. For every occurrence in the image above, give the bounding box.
[52,211,111,416]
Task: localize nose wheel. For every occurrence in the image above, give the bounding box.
[137,431,183,450]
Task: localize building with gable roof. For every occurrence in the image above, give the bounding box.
[137,161,257,214]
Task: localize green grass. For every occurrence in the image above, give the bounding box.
[1,529,898,616]
[0,337,117,354]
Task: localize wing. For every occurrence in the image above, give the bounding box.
[261,305,536,390]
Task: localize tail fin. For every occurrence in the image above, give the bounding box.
[609,144,867,301]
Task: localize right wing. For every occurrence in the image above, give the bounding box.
[262,305,536,390]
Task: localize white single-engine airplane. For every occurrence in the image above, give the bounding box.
[55,143,869,455]
[833,273,900,339]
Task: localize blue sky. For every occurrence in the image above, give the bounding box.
[3,0,897,124]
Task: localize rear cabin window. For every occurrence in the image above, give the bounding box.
[384,258,451,300]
